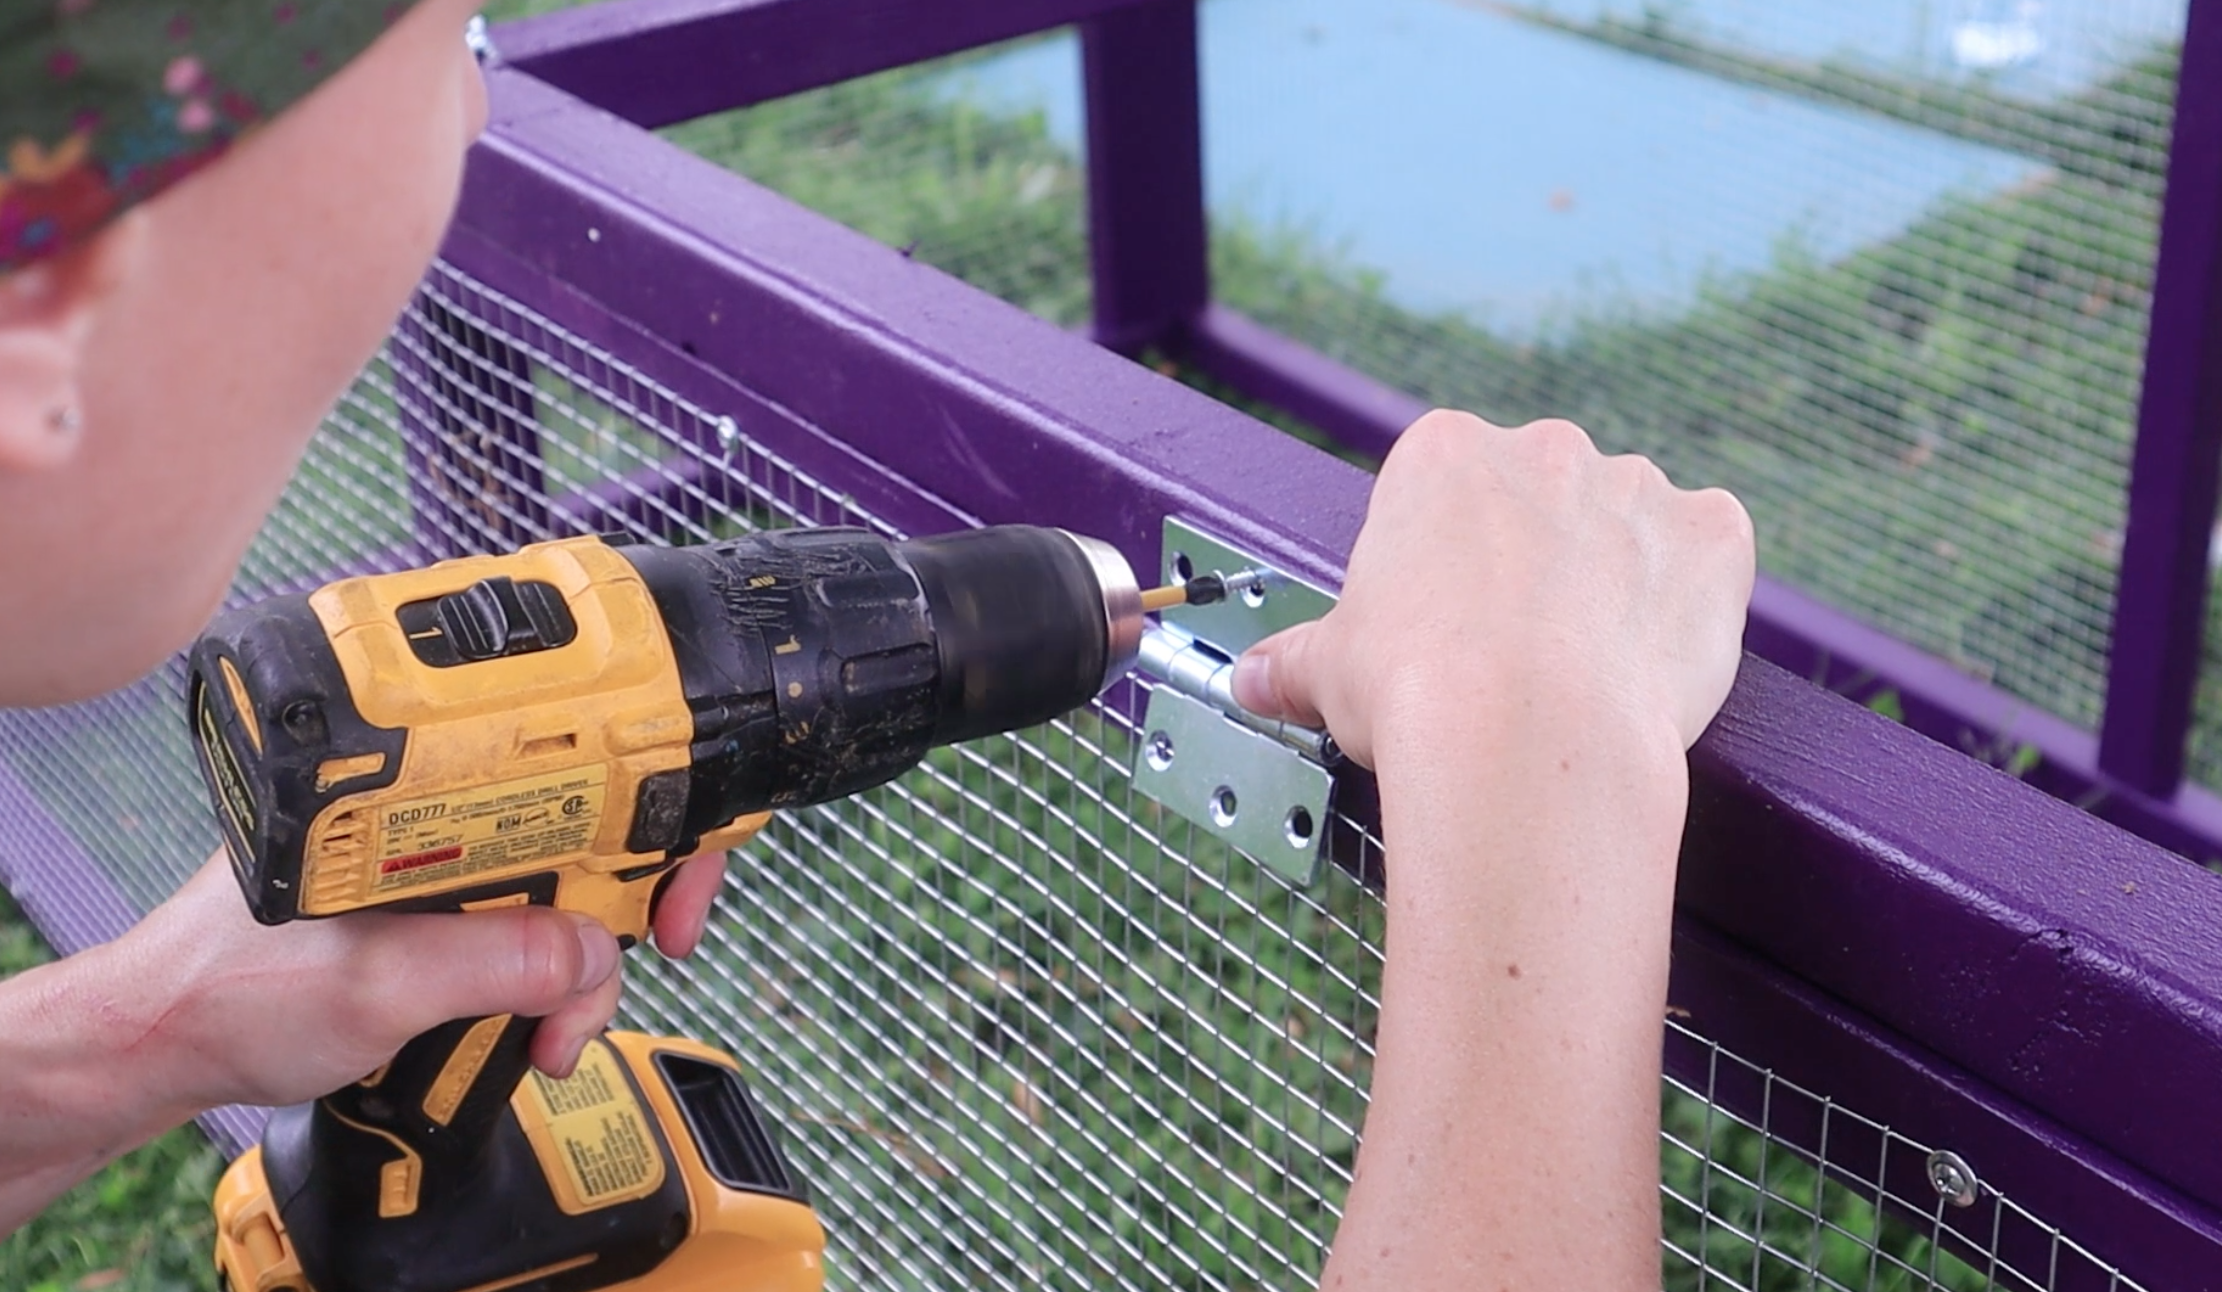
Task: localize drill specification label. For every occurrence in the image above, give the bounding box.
[371,766,607,893]
[518,1040,666,1214]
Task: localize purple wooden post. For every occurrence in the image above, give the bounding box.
[1183,305,1424,461]
[2097,0,2222,797]
[394,294,552,558]
[1080,0,1209,354]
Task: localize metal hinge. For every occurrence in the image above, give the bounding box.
[1131,519,1339,886]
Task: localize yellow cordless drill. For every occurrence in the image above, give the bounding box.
[186,525,1150,1292]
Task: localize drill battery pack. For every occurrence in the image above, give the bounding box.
[213,1032,825,1292]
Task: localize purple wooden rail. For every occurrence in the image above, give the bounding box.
[443,52,2222,1284]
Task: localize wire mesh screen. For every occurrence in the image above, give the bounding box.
[0,254,2153,1290]
[644,0,2190,783]
[657,31,1094,329]
[1660,1023,2144,1292]
[1206,0,2174,747]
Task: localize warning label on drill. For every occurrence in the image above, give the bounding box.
[371,767,607,894]
[518,1040,665,1214]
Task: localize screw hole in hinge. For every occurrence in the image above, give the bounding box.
[1145,730,1176,771]
[1284,805,1315,848]
[1171,551,1194,581]
[1210,786,1239,827]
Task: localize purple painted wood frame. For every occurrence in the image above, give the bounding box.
[0,759,146,966]
[2100,0,2222,798]
[451,65,2222,1285]
[1080,0,1209,354]
[493,0,1156,128]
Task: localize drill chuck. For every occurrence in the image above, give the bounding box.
[904,527,1141,743]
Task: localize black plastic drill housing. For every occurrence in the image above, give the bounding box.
[618,524,1111,855]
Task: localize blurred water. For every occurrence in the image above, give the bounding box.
[932,0,2181,331]
[1524,0,2184,97]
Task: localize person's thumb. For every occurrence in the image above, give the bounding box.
[1232,622,1328,730]
[365,908,621,1033]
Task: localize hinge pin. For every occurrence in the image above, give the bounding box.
[1137,623,1338,765]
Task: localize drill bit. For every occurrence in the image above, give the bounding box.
[1139,568,1268,612]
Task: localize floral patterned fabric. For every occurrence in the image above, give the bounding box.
[1,0,425,272]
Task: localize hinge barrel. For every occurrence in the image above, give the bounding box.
[1137,623,1339,766]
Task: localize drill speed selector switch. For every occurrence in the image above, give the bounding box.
[398,575,578,666]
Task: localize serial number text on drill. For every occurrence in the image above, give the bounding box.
[370,766,610,892]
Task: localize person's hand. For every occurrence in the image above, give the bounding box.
[650,850,728,959]
[1232,410,1754,769]
[1271,413,1755,1291]
[75,845,732,1115]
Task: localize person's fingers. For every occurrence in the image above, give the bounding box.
[1232,622,1330,730]
[1692,487,1758,590]
[528,962,623,1079]
[352,908,619,1041]
[651,852,727,959]
[1673,487,1759,746]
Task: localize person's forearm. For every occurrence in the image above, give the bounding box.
[1320,690,1687,1291]
[0,940,199,1234]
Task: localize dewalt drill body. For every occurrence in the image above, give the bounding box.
[186,525,1145,1292]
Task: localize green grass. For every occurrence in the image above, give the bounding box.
[0,891,223,1292]
[723,720,1992,1290]
[659,63,1097,328]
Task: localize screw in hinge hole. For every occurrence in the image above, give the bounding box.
[1165,550,1269,608]
[1926,1150,1979,1208]
[463,13,497,61]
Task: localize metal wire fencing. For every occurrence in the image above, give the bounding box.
[1660,1021,2143,1292]
[0,259,2148,1291]
[647,0,2194,786]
